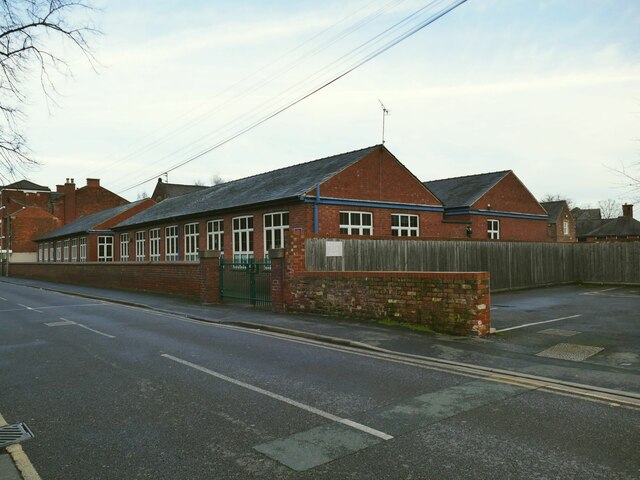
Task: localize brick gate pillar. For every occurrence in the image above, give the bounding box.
[199,250,221,304]
[269,248,285,312]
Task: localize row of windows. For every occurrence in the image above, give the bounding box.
[39,213,505,262]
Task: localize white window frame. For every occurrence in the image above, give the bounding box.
[184,223,200,261]
[264,212,289,258]
[43,244,49,262]
[149,228,160,262]
[391,214,419,237]
[71,238,78,262]
[79,237,87,262]
[165,225,179,261]
[49,243,54,262]
[232,216,253,263]
[339,211,373,235]
[98,236,113,262]
[120,233,130,262]
[38,244,43,262]
[207,219,224,255]
[63,239,69,262]
[488,219,500,240]
[135,231,146,262]
[56,241,62,262]
[563,219,569,236]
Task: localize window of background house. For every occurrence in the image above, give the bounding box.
[79,237,87,262]
[391,214,419,237]
[149,228,160,261]
[339,211,373,235]
[43,244,49,262]
[136,231,146,262]
[71,238,78,262]
[184,223,199,261]
[488,219,500,240]
[98,236,113,262]
[207,220,224,255]
[563,220,569,236]
[264,212,289,258]
[233,216,253,263]
[56,241,62,262]
[120,233,130,261]
[49,243,54,262]
[165,226,179,261]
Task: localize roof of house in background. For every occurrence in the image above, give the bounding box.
[584,215,640,238]
[540,200,569,223]
[115,145,382,229]
[572,207,605,237]
[1,180,51,192]
[151,179,210,203]
[423,171,510,208]
[36,200,145,241]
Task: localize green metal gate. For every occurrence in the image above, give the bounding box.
[219,259,272,306]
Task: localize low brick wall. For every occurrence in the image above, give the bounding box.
[9,251,221,302]
[285,271,489,336]
[271,231,491,336]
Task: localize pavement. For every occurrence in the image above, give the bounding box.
[1,276,639,479]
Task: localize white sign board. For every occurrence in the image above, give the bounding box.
[325,241,343,257]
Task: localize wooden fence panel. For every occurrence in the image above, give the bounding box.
[305,238,639,289]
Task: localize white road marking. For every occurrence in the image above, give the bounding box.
[46,318,115,338]
[45,320,76,327]
[0,296,7,301]
[17,304,42,313]
[162,354,393,441]
[74,323,116,339]
[581,287,619,296]
[496,314,583,333]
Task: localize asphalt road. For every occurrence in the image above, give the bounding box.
[1,282,639,479]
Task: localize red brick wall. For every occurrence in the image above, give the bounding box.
[9,208,60,253]
[271,230,491,336]
[10,261,204,300]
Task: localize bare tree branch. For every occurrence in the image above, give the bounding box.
[0,0,99,180]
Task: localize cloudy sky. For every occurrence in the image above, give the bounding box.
[21,0,640,216]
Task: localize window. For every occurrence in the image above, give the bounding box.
[38,244,43,262]
[79,237,87,262]
[98,236,113,262]
[136,231,146,262]
[563,220,569,236]
[49,243,54,263]
[120,233,130,262]
[71,238,78,262]
[43,244,49,262]
[184,223,199,261]
[149,229,160,261]
[165,226,179,261]
[391,214,419,237]
[232,216,253,263]
[488,219,500,240]
[56,241,62,262]
[63,239,69,262]
[339,211,373,235]
[207,220,224,254]
[264,212,289,257]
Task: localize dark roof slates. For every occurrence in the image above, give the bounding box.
[423,171,510,208]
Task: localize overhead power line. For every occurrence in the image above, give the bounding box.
[118,0,468,194]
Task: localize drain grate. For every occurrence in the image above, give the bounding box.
[0,423,34,448]
[536,343,604,362]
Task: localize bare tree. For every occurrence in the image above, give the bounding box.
[598,198,622,219]
[210,174,225,185]
[0,0,98,182]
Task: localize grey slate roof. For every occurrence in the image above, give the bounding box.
[1,180,50,192]
[572,208,605,237]
[115,145,380,229]
[152,180,209,202]
[423,171,510,208]
[37,201,143,241]
[584,216,640,238]
[540,201,567,223]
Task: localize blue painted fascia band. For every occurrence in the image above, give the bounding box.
[444,209,548,221]
[301,195,444,213]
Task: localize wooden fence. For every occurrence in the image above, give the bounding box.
[305,238,640,290]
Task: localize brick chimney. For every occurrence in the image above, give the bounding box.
[86,178,100,188]
[622,204,633,218]
[63,178,77,224]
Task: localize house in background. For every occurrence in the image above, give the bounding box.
[151,178,210,203]
[35,199,155,262]
[541,200,576,242]
[1,178,129,264]
[424,170,549,241]
[577,204,640,242]
[112,145,445,263]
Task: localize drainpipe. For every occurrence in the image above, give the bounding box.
[313,184,320,234]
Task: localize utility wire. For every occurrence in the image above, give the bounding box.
[118,0,468,194]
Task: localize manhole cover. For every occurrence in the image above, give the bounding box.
[0,423,34,448]
[538,329,580,337]
[536,343,604,362]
